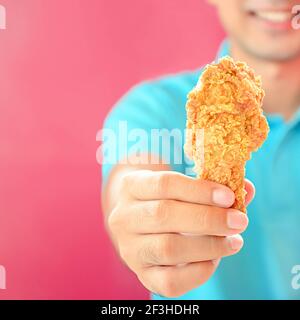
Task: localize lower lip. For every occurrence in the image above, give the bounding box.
[248,12,293,31]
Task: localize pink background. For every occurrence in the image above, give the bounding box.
[0,0,224,299]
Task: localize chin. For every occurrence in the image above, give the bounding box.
[248,48,300,62]
[238,36,300,61]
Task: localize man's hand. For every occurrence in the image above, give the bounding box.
[107,170,254,298]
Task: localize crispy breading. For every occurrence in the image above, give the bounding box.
[185,56,269,213]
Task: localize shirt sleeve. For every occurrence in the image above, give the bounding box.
[100,80,187,183]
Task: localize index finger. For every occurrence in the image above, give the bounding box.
[124,170,235,207]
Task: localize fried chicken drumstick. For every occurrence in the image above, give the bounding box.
[185,57,269,213]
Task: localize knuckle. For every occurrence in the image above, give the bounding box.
[139,242,160,266]
[157,235,176,261]
[196,178,210,193]
[134,205,146,229]
[208,236,224,257]
[156,173,170,197]
[195,207,211,230]
[153,200,169,222]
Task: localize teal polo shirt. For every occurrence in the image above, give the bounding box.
[102,41,300,300]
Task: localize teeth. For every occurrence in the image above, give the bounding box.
[256,11,291,23]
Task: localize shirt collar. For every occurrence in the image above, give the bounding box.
[216,40,230,60]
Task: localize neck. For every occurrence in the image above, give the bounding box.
[230,41,300,120]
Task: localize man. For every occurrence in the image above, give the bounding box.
[101,0,300,299]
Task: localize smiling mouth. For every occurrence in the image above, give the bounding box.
[247,9,296,25]
[253,11,292,23]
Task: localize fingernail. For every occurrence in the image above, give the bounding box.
[228,235,244,251]
[212,188,234,207]
[227,210,248,230]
